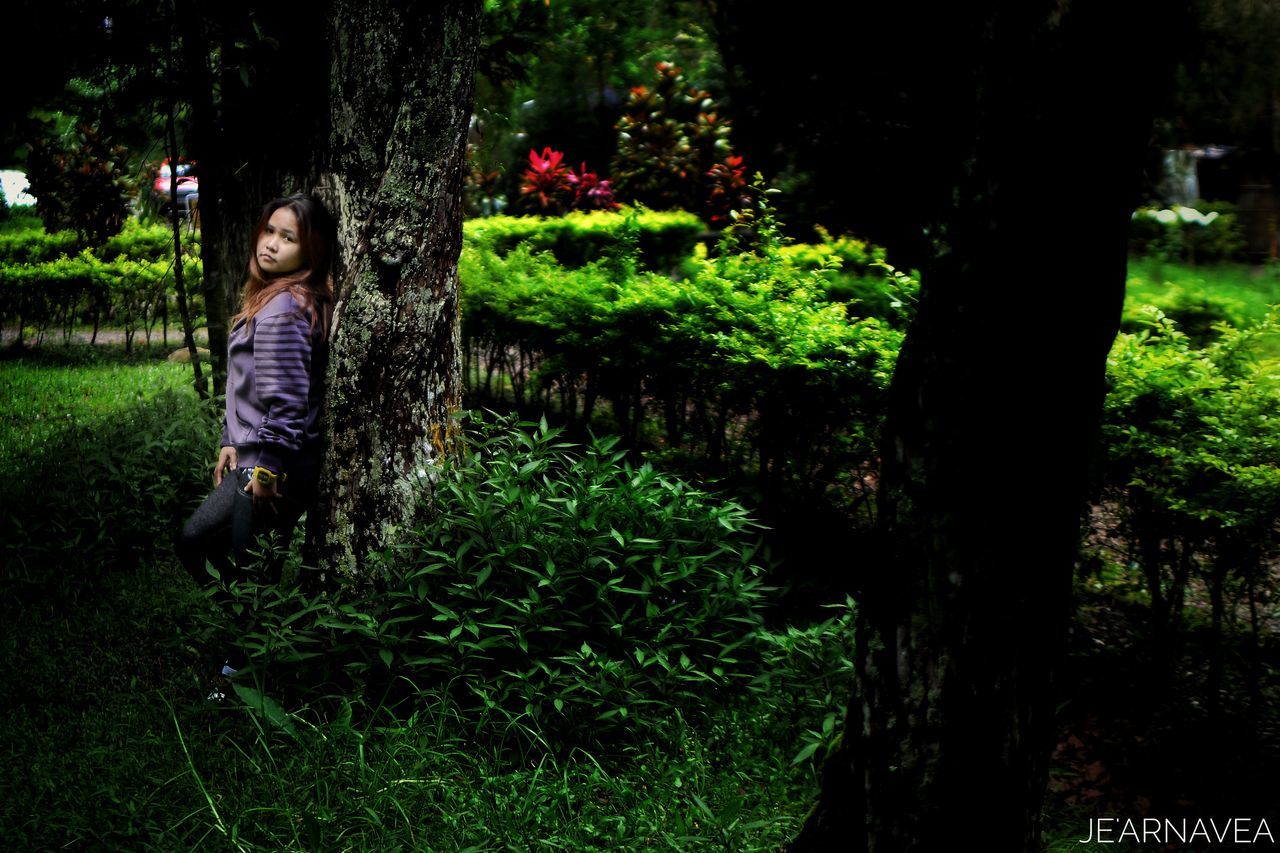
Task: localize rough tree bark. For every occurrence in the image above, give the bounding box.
[708,3,1183,850]
[311,0,482,577]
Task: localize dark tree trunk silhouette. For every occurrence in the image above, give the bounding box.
[183,1,330,396]
[705,2,1185,849]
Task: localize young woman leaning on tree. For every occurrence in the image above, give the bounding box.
[175,193,336,697]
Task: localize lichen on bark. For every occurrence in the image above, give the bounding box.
[310,0,481,580]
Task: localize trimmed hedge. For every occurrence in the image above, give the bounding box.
[1099,306,1280,656]
[0,218,181,265]
[0,218,201,347]
[463,207,704,272]
[459,229,906,507]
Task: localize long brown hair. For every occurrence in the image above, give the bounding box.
[232,194,336,338]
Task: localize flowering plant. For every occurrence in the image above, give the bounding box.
[567,164,619,211]
[519,148,619,214]
[706,155,750,228]
[520,147,573,213]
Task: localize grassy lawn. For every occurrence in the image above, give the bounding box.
[0,346,826,850]
[1126,257,1280,322]
[4,257,1278,848]
[0,348,194,472]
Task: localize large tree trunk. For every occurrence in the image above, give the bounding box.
[312,0,482,578]
[773,3,1182,849]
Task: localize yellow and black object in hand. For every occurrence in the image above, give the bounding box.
[252,466,287,487]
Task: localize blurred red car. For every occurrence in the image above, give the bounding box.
[152,159,198,213]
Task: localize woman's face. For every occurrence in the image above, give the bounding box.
[257,207,306,275]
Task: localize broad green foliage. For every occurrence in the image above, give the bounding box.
[460,209,904,513]
[1100,306,1280,635]
[751,599,856,769]
[1105,307,1280,531]
[212,414,774,750]
[463,206,703,272]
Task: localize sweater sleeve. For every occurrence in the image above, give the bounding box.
[252,310,313,472]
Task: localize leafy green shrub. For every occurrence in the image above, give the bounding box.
[0,222,201,347]
[0,225,78,264]
[0,218,182,264]
[776,229,881,274]
[217,414,774,751]
[25,125,132,249]
[1120,282,1246,348]
[1099,307,1280,650]
[1129,202,1247,263]
[751,599,855,768]
[459,205,904,516]
[771,229,918,325]
[463,207,702,272]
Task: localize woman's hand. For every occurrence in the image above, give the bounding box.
[243,471,283,515]
[214,446,238,486]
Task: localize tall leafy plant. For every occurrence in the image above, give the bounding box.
[25,125,132,250]
[211,414,774,751]
[611,61,745,226]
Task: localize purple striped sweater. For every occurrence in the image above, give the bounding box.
[219,290,326,474]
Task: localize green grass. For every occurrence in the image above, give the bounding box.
[0,347,194,472]
[1126,257,1280,324]
[5,267,1277,848]
[1126,257,1280,365]
[0,345,827,850]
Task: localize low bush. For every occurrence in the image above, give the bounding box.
[0,223,78,264]
[1129,202,1247,263]
[214,414,775,752]
[460,209,905,516]
[750,599,856,769]
[0,225,202,348]
[463,207,703,272]
[1098,306,1280,667]
[1120,281,1245,348]
[0,218,187,265]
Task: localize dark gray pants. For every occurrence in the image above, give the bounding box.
[176,466,318,669]
[175,466,315,602]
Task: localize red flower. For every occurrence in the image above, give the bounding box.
[520,146,572,212]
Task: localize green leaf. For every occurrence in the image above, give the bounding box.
[232,684,298,739]
[791,740,822,765]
